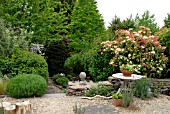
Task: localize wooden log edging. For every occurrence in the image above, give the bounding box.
[1,101,33,114]
[81,95,112,100]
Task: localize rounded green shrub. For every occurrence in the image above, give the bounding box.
[56,77,68,88]
[6,74,47,98]
[52,74,62,82]
[10,49,48,82]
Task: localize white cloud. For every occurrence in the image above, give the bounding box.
[96,0,170,28]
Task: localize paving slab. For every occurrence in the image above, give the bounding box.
[84,104,118,114]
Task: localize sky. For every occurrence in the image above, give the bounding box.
[96,0,170,28]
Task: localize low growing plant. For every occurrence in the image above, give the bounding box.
[120,64,134,71]
[112,89,122,99]
[6,74,47,98]
[56,77,69,88]
[52,74,62,82]
[135,78,151,99]
[85,85,113,97]
[122,84,134,107]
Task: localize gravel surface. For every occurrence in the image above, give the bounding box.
[0,94,170,114]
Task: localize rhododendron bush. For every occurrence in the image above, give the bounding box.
[101,26,168,78]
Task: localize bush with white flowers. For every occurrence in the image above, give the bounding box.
[101,26,168,78]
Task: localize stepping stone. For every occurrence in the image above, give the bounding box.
[84,104,117,114]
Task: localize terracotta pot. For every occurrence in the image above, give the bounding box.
[113,98,123,106]
[120,69,133,77]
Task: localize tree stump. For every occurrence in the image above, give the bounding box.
[4,105,16,114]
[2,101,33,114]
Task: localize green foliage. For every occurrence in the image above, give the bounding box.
[65,0,106,75]
[0,18,30,57]
[65,48,100,75]
[52,74,62,82]
[108,11,159,37]
[135,10,159,34]
[0,0,68,44]
[102,27,168,78]
[0,79,5,94]
[56,77,68,88]
[120,64,134,71]
[151,82,160,97]
[122,85,134,107]
[164,13,170,28]
[157,28,170,77]
[6,74,47,98]
[58,0,77,24]
[0,49,48,82]
[88,51,113,81]
[45,40,69,77]
[112,89,122,99]
[85,85,113,97]
[107,15,135,38]
[68,0,105,53]
[135,78,151,99]
[108,15,135,31]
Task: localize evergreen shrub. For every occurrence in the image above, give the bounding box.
[2,49,49,82]
[6,74,47,98]
[45,41,69,77]
[56,77,68,88]
[102,26,168,78]
[157,28,170,78]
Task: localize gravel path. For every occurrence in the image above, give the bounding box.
[0,94,170,114]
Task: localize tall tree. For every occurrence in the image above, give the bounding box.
[68,0,105,54]
[107,15,135,39]
[164,13,170,28]
[135,11,159,34]
[65,0,106,73]
[0,0,68,44]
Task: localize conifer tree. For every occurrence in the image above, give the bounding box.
[65,0,106,73]
[135,11,159,34]
[68,0,105,54]
[0,0,68,44]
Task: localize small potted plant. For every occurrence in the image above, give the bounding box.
[120,64,134,77]
[112,89,123,106]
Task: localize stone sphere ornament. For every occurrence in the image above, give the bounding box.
[79,72,86,81]
[79,72,87,85]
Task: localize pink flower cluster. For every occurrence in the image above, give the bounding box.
[101,26,168,78]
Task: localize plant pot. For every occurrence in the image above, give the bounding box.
[113,98,123,106]
[120,69,133,77]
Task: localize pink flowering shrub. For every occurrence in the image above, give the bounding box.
[101,26,168,78]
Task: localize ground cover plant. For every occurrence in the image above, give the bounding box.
[6,74,47,98]
[85,85,113,97]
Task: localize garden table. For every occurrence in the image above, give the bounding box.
[112,73,146,89]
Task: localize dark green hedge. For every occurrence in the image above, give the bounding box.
[45,41,69,77]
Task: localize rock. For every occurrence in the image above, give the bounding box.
[69,86,86,91]
[98,81,113,86]
[108,76,114,82]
